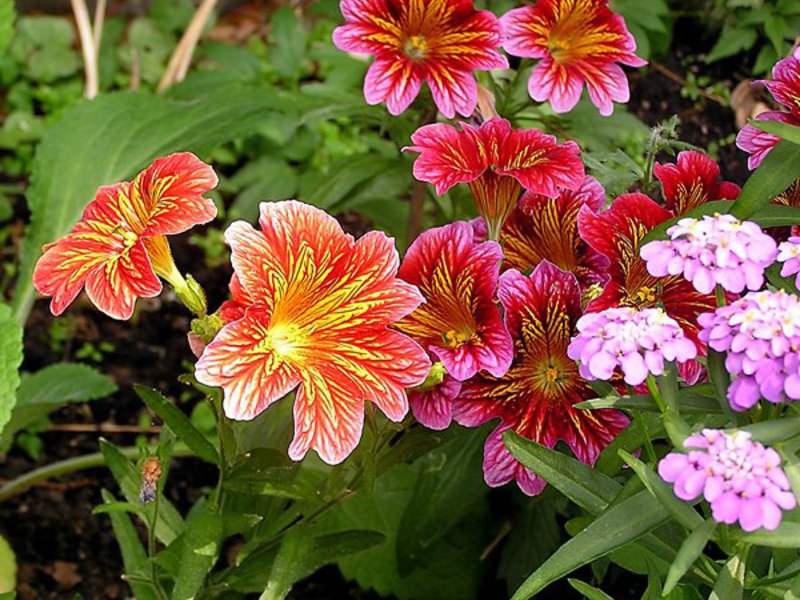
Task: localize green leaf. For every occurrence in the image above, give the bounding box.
[172,503,223,600]
[134,386,218,465]
[567,579,616,600]
[13,84,290,323]
[619,451,704,530]
[1,363,116,451]
[510,490,670,600]
[99,489,158,600]
[0,305,23,435]
[731,140,800,220]
[663,520,716,594]
[709,553,745,600]
[503,430,619,514]
[640,200,732,246]
[741,416,800,444]
[223,467,307,499]
[707,27,758,62]
[0,0,15,54]
[259,525,312,600]
[0,534,15,593]
[575,391,720,414]
[753,119,800,146]
[707,350,732,417]
[269,7,308,80]
[739,522,800,548]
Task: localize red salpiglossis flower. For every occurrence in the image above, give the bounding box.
[407,375,462,430]
[577,193,717,355]
[194,201,431,465]
[502,0,646,116]
[33,153,218,320]
[332,0,508,118]
[395,221,513,427]
[407,117,584,240]
[500,175,609,288]
[654,151,740,216]
[452,261,628,495]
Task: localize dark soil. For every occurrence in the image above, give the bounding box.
[0,10,757,600]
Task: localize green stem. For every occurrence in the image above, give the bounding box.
[0,444,194,503]
[213,395,231,511]
[715,285,727,308]
[147,489,168,600]
[646,375,668,413]
[634,410,657,464]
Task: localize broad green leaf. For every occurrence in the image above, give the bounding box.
[503,430,619,514]
[0,363,116,451]
[100,490,158,600]
[0,534,15,593]
[134,386,218,465]
[568,578,616,600]
[99,440,184,544]
[172,503,224,600]
[0,305,23,435]
[259,525,311,600]
[0,0,15,54]
[223,467,307,499]
[498,501,561,594]
[510,490,670,600]
[663,520,716,594]
[709,553,745,600]
[620,451,703,530]
[13,84,287,324]
[707,27,758,62]
[730,140,800,220]
[739,522,800,548]
[269,7,308,80]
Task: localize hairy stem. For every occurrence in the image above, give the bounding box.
[70,0,99,98]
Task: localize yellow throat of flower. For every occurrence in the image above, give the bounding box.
[404,35,428,61]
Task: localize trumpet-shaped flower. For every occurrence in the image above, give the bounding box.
[407,118,584,240]
[407,374,462,430]
[659,429,796,531]
[698,290,800,411]
[502,0,646,116]
[195,201,431,465]
[332,0,508,118]
[654,151,740,215]
[568,307,697,386]
[33,153,218,320]
[452,262,628,495]
[641,214,778,294]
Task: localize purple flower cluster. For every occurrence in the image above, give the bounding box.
[659,429,796,531]
[778,236,800,287]
[640,214,778,294]
[698,290,800,411]
[567,307,697,386]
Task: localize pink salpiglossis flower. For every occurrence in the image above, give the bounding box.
[737,49,800,170]
[641,214,778,294]
[407,118,584,240]
[407,375,462,430]
[568,307,697,386]
[778,236,800,285]
[659,429,796,532]
[654,151,740,215]
[195,201,431,465]
[332,0,508,118]
[501,0,646,116]
[452,261,628,495]
[33,153,218,320]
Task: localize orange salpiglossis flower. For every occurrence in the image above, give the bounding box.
[194,201,432,465]
[33,153,218,320]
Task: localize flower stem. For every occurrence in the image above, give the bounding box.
[715,284,727,308]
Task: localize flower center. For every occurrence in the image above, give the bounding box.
[404,35,428,61]
[442,328,477,349]
[257,323,304,363]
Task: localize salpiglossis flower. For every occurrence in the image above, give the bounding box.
[654,151,740,215]
[194,201,431,465]
[502,0,646,116]
[452,261,628,495]
[407,117,585,240]
[578,193,718,381]
[395,221,513,427]
[332,0,508,118]
[33,153,218,320]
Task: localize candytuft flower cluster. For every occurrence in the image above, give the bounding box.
[659,429,796,531]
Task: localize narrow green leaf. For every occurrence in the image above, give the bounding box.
[663,520,716,594]
[741,416,800,444]
[259,525,312,600]
[731,140,800,220]
[707,350,733,418]
[172,503,224,600]
[709,553,745,600]
[640,200,732,246]
[503,431,619,514]
[92,501,144,516]
[99,489,158,600]
[751,204,800,228]
[575,392,720,414]
[134,385,218,465]
[0,0,14,54]
[753,119,800,146]
[0,534,16,593]
[510,490,669,600]
[223,467,307,499]
[0,305,23,434]
[567,578,616,600]
[620,450,704,530]
[739,522,800,548]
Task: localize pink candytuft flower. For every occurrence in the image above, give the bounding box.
[567,307,697,386]
[501,0,646,116]
[640,214,778,295]
[659,429,796,532]
[332,0,508,118]
[698,290,800,411]
[778,236,800,286]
